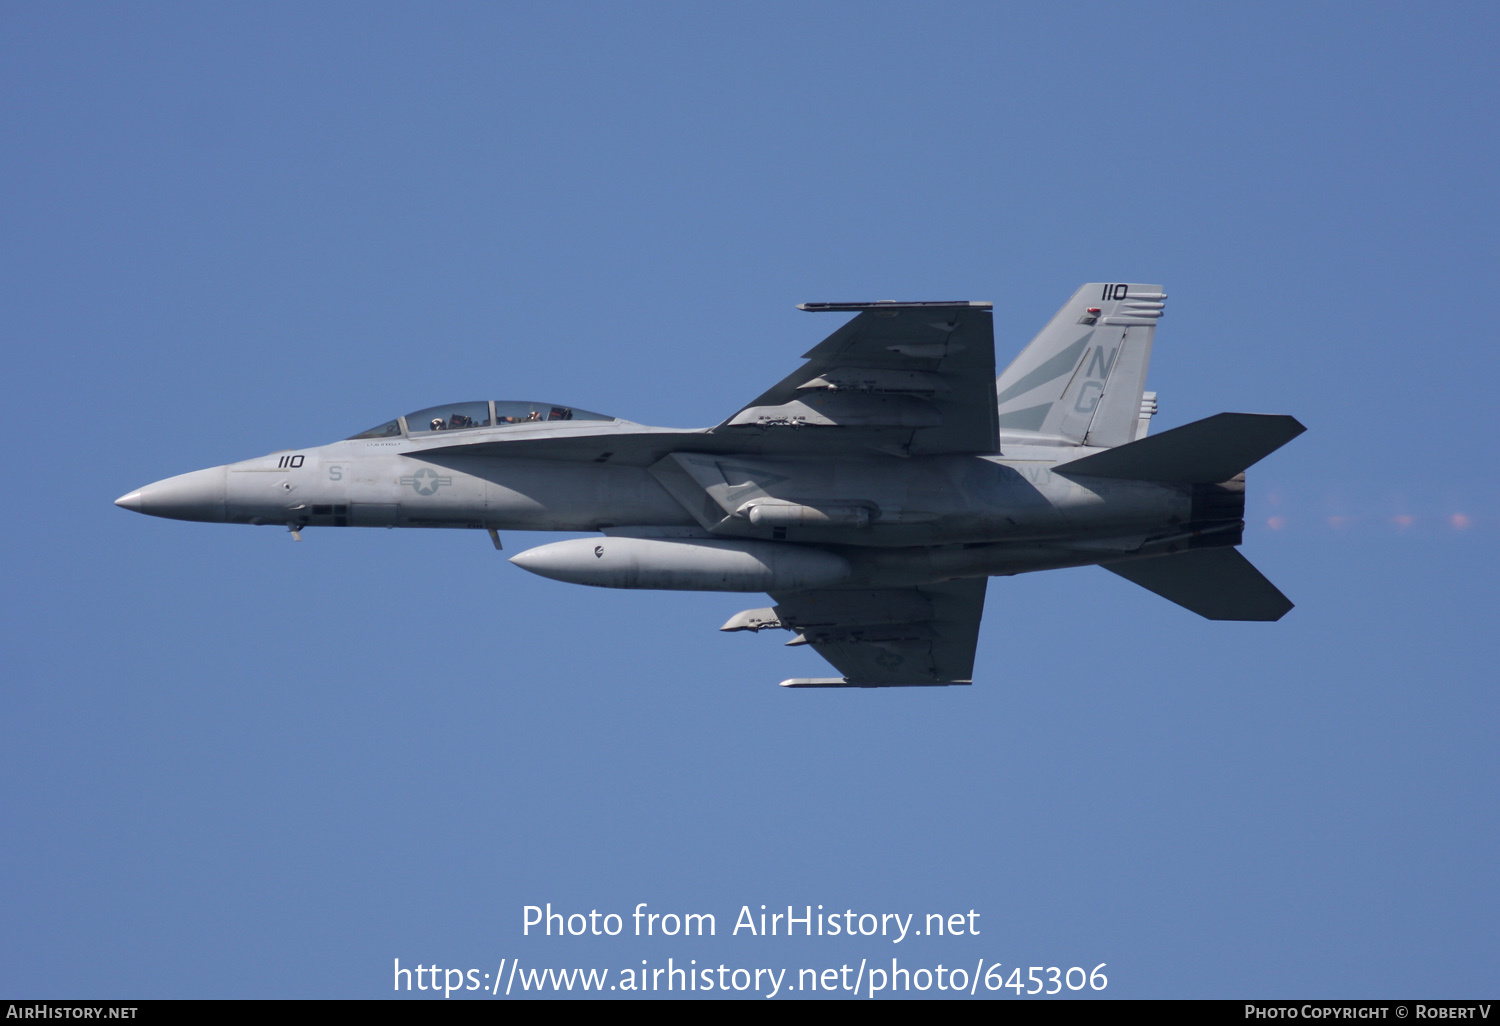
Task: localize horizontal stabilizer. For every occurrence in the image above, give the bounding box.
[1104,548,1293,621]
[1057,412,1305,484]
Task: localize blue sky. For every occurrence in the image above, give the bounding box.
[3,2,1497,999]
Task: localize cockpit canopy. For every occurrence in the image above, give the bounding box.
[348,401,612,439]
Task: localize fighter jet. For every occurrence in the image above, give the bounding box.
[116,283,1303,688]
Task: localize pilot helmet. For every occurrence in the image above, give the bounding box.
[430,418,445,430]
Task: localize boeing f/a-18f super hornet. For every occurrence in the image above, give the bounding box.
[117,283,1304,688]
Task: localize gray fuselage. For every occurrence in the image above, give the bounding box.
[117,418,1218,591]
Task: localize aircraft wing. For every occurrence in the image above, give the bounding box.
[718,302,998,456]
[749,577,988,687]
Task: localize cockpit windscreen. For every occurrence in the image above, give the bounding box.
[347,401,613,439]
[405,401,493,434]
[347,419,402,440]
[493,401,612,425]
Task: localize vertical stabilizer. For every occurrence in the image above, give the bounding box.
[996,283,1165,445]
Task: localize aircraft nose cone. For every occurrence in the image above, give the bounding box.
[114,466,228,522]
